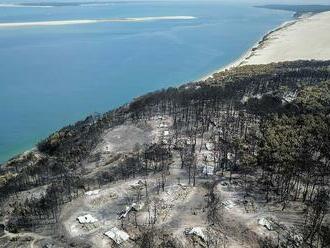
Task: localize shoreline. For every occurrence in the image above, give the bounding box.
[1,10,329,164]
[198,12,313,81]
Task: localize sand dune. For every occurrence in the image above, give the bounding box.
[0,16,196,28]
[243,11,330,65]
[200,11,330,80]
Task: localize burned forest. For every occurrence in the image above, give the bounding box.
[0,60,329,248]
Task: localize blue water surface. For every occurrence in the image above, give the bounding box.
[0,1,292,163]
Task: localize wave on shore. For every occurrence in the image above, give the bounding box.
[0,16,197,28]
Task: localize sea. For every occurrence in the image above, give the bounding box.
[0,1,293,163]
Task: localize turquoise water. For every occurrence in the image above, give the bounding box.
[0,1,292,163]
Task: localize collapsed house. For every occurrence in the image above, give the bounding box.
[222,199,236,209]
[185,227,207,241]
[202,165,214,176]
[77,214,98,224]
[159,123,168,128]
[85,189,100,196]
[118,202,144,219]
[104,227,130,245]
[258,217,273,231]
[163,130,170,136]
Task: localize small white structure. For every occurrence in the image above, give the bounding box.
[163,130,170,136]
[222,200,235,209]
[132,202,144,211]
[77,214,98,224]
[205,143,213,151]
[186,227,207,241]
[159,123,168,128]
[104,227,130,244]
[227,153,235,161]
[85,189,100,196]
[131,180,144,188]
[202,165,214,176]
[294,234,303,243]
[258,218,273,231]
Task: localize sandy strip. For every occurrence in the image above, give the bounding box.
[0,16,196,28]
[200,11,330,80]
[0,4,53,8]
[0,3,114,8]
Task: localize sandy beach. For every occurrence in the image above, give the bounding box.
[0,16,196,28]
[201,11,330,80]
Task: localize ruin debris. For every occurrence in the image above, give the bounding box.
[77,214,98,224]
[118,202,144,219]
[258,217,273,231]
[202,165,214,176]
[104,227,129,244]
[185,227,207,241]
[85,189,100,196]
